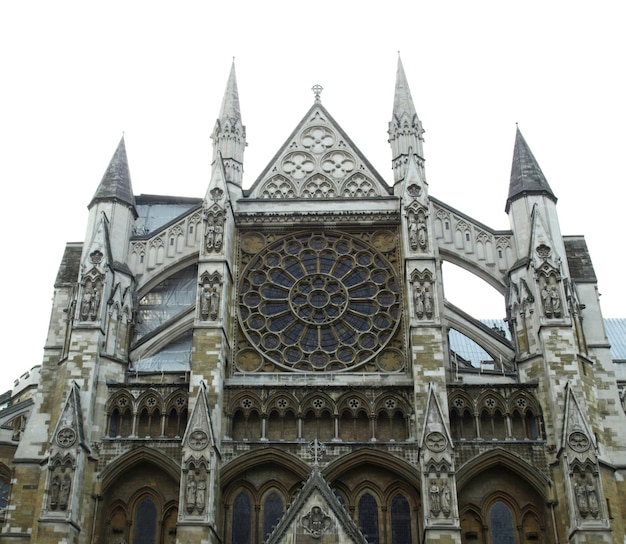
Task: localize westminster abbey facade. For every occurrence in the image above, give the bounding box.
[1,59,625,544]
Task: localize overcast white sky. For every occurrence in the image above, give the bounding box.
[1,1,624,392]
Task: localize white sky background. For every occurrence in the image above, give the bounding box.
[0,1,624,392]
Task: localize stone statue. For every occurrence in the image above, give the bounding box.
[50,474,60,509]
[60,473,71,510]
[205,220,215,251]
[90,287,101,320]
[186,474,197,513]
[549,285,562,317]
[214,221,224,251]
[575,481,588,517]
[586,476,599,517]
[441,480,451,516]
[414,283,424,317]
[408,215,418,250]
[417,217,427,249]
[209,286,220,320]
[429,480,441,516]
[424,287,433,317]
[80,290,93,321]
[196,477,206,514]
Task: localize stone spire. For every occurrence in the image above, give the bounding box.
[506,127,556,213]
[89,136,136,211]
[389,55,425,186]
[212,60,246,186]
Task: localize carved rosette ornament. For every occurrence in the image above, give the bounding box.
[425,431,447,452]
[56,427,77,448]
[301,505,333,538]
[568,431,590,453]
[188,430,209,451]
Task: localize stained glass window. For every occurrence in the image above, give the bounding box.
[489,501,516,544]
[233,492,252,544]
[391,494,412,543]
[359,493,379,544]
[237,232,401,372]
[133,497,157,544]
[263,491,284,540]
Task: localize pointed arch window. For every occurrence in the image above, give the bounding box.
[359,493,380,544]
[132,496,158,544]
[232,491,252,544]
[391,493,412,544]
[263,491,284,540]
[489,501,516,544]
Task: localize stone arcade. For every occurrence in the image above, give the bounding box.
[1,58,625,544]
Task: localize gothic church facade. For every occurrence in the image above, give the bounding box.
[1,59,625,544]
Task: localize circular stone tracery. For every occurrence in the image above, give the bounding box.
[238,231,401,372]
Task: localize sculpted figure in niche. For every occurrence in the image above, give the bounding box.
[90,287,101,320]
[200,284,221,321]
[575,480,588,517]
[586,476,599,517]
[429,480,441,516]
[441,480,451,516]
[424,286,433,317]
[205,220,215,251]
[413,282,424,318]
[60,473,71,510]
[205,213,224,253]
[540,277,562,318]
[417,216,427,249]
[408,214,419,250]
[214,220,224,251]
[50,474,60,509]
[196,476,206,514]
[186,474,197,513]
[80,289,93,321]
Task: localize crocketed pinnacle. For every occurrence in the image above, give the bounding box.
[90,136,136,209]
[219,59,241,124]
[392,55,418,121]
[506,128,556,212]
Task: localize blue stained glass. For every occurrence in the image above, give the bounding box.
[133,497,157,544]
[490,501,516,544]
[263,492,284,540]
[359,493,379,544]
[391,494,412,544]
[233,492,252,544]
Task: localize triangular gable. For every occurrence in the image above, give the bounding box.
[266,465,367,544]
[182,382,216,451]
[247,102,390,199]
[420,383,454,451]
[561,382,597,456]
[51,381,87,452]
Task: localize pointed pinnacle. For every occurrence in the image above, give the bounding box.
[506,127,556,212]
[393,55,417,120]
[219,60,241,122]
[90,136,136,209]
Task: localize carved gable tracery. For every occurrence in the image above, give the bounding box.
[249,104,389,199]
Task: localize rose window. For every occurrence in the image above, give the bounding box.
[238,231,401,372]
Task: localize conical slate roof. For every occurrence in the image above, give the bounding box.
[90,136,136,209]
[506,128,556,212]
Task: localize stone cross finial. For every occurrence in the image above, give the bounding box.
[308,438,325,466]
[312,84,323,103]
